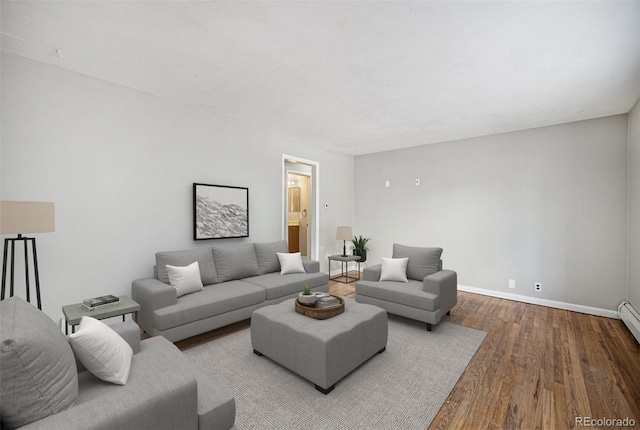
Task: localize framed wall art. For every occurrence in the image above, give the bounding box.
[193,183,249,240]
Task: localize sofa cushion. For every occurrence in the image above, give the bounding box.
[0,297,79,429]
[277,252,306,275]
[379,257,409,282]
[254,240,288,274]
[153,281,266,331]
[243,272,330,300]
[166,262,205,297]
[156,247,218,285]
[392,243,443,281]
[68,316,133,385]
[212,244,260,282]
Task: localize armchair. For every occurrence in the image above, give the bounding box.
[0,297,235,430]
[355,243,457,331]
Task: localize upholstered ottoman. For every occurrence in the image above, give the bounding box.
[250,298,387,394]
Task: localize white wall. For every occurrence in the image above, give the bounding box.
[628,99,640,311]
[1,54,354,320]
[354,116,629,312]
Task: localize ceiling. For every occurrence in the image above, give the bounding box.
[2,1,639,156]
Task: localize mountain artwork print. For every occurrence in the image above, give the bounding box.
[193,183,249,240]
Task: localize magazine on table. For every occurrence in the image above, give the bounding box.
[82,294,120,310]
[316,296,340,308]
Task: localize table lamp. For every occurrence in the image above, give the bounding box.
[336,226,352,257]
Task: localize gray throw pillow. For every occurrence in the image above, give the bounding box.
[156,247,218,285]
[392,243,443,281]
[212,243,260,282]
[0,297,79,429]
[254,240,288,274]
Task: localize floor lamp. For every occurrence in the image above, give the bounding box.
[0,201,55,310]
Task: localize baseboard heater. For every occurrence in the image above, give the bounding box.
[618,301,640,344]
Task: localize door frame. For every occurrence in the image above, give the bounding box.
[282,154,319,261]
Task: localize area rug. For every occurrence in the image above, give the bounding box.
[184,315,486,430]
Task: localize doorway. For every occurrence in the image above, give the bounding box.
[282,155,319,261]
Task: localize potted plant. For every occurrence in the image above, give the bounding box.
[298,284,317,306]
[351,235,370,263]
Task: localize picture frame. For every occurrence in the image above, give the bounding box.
[193,183,249,240]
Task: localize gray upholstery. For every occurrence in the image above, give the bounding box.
[254,240,288,274]
[243,271,328,300]
[1,297,78,429]
[1,299,234,430]
[212,243,260,282]
[356,244,457,331]
[130,337,235,430]
[355,279,439,311]
[392,243,443,281]
[154,281,266,331]
[251,298,387,392]
[156,247,218,285]
[133,242,329,342]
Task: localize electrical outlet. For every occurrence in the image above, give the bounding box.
[535,283,542,292]
[508,279,516,289]
[415,178,420,186]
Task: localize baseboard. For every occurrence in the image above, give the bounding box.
[458,284,620,319]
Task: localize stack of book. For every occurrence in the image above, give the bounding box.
[316,296,340,309]
[82,295,120,311]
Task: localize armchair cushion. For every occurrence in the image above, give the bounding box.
[68,317,133,385]
[356,280,439,311]
[392,243,443,281]
[379,257,408,282]
[0,297,78,429]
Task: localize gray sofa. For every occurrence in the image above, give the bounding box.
[0,296,235,430]
[355,243,457,331]
[132,241,329,342]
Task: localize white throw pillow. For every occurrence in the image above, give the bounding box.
[166,261,204,297]
[277,252,307,275]
[379,257,409,282]
[68,316,133,385]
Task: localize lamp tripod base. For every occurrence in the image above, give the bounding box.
[1,236,42,310]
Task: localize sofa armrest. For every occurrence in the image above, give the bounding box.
[363,264,381,281]
[131,278,177,336]
[302,259,320,273]
[109,320,141,354]
[423,270,457,312]
[20,372,199,430]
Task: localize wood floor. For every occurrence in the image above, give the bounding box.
[174,273,640,429]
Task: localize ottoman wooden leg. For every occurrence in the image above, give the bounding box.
[426,323,432,331]
[253,349,263,356]
[378,347,386,353]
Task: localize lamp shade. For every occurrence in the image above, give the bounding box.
[336,226,353,241]
[0,201,55,234]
